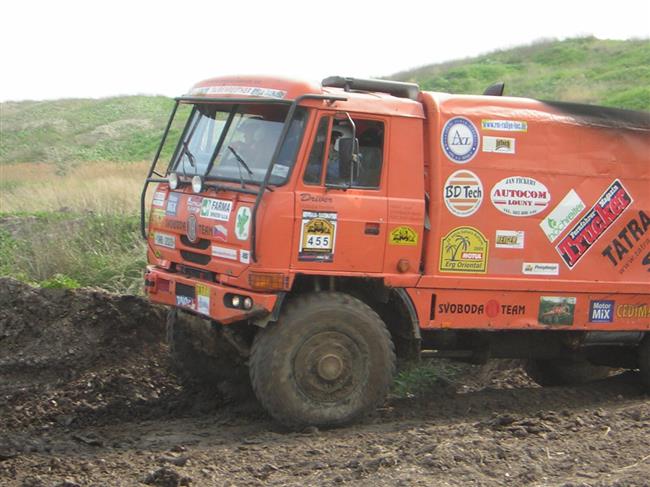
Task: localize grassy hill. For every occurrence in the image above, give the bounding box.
[0,96,184,164]
[391,37,650,110]
[1,37,648,165]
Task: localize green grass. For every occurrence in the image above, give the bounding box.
[392,360,466,398]
[0,213,146,294]
[0,97,189,164]
[391,37,650,111]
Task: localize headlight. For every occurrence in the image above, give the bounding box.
[243,297,253,310]
[191,175,203,193]
[168,172,179,190]
[231,296,241,308]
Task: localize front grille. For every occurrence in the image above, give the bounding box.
[180,235,211,250]
[180,250,211,266]
[177,264,215,281]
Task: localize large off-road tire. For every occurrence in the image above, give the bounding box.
[166,309,249,392]
[525,359,612,387]
[639,335,650,391]
[249,292,396,429]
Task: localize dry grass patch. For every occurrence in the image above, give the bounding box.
[1,161,152,215]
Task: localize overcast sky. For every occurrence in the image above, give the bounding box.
[1,0,649,102]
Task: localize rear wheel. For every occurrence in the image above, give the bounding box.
[166,309,249,393]
[525,359,612,387]
[639,336,650,391]
[249,292,395,429]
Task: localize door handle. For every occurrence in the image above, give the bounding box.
[364,222,380,235]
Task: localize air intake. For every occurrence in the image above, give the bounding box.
[483,82,505,96]
[322,76,420,100]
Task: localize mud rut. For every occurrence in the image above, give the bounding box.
[1,278,648,486]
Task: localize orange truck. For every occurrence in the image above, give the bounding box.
[141,75,650,428]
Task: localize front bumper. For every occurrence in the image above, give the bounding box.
[144,266,279,325]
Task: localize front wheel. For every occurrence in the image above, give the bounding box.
[249,292,395,429]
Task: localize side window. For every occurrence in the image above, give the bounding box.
[303,116,331,185]
[325,119,384,189]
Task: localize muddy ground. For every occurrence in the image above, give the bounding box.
[0,278,648,486]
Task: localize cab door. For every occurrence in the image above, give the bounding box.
[292,113,388,273]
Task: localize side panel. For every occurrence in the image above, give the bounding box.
[416,93,650,331]
[384,116,426,276]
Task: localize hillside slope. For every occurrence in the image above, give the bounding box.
[1,37,648,164]
[0,96,180,164]
[391,37,650,110]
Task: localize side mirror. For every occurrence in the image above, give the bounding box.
[338,137,359,166]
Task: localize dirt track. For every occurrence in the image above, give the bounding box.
[1,278,649,486]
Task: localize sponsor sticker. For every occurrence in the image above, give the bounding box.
[522,262,560,276]
[235,206,251,241]
[153,232,175,249]
[201,198,233,221]
[211,245,237,260]
[441,117,479,163]
[175,295,195,309]
[616,304,649,319]
[490,176,550,217]
[601,210,650,273]
[196,284,210,316]
[152,191,166,207]
[443,170,483,217]
[495,230,525,249]
[481,120,528,132]
[240,249,251,264]
[189,85,287,99]
[556,179,633,268]
[389,226,418,246]
[299,211,337,262]
[540,189,586,243]
[164,220,186,232]
[589,300,614,323]
[437,300,526,317]
[187,196,203,214]
[538,296,576,326]
[213,224,228,242]
[271,164,290,178]
[166,193,180,216]
[482,136,516,154]
[150,209,165,226]
[439,227,489,273]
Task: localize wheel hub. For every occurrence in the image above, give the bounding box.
[317,353,344,381]
[293,330,366,403]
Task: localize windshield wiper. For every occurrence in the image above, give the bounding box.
[227,146,253,175]
[178,139,197,179]
[181,140,196,167]
[227,145,254,188]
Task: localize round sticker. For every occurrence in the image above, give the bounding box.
[441,117,479,163]
[490,176,551,217]
[443,170,483,217]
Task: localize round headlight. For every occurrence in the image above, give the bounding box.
[231,296,241,308]
[191,175,203,193]
[243,297,253,310]
[168,172,179,190]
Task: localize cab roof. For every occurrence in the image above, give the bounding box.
[185,75,425,119]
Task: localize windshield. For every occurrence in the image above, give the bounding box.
[169,103,307,186]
